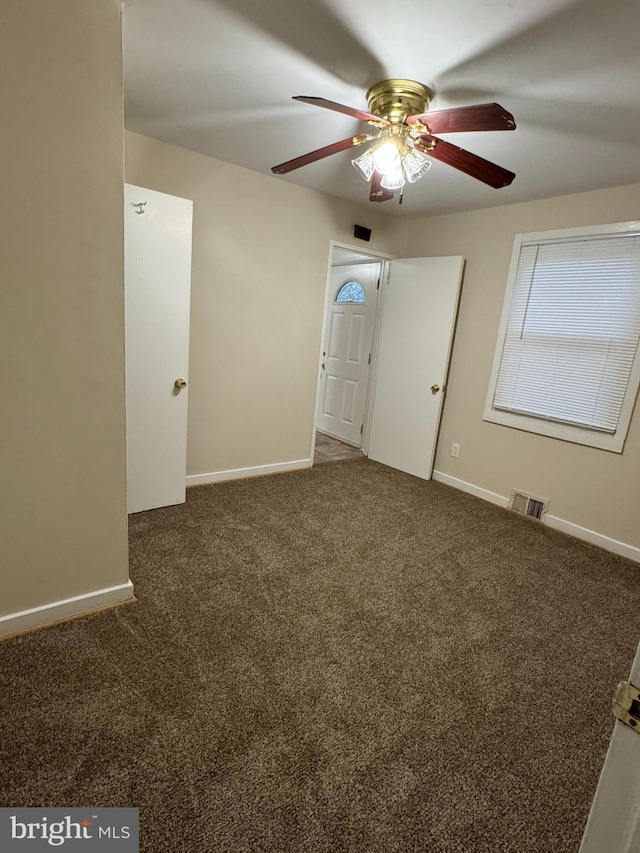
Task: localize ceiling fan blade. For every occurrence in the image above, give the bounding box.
[293,96,389,126]
[407,103,516,134]
[369,171,395,202]
[415,134,515,188]
[271,134,372,175]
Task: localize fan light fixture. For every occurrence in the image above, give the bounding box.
[351,135,432,190]
[351,81,435,191]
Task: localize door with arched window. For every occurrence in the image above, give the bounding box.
[316,262,381,445]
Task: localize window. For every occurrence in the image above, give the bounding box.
[335,280,365,303]
[484,222,640,453]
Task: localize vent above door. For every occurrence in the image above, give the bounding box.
[509,490,548,521]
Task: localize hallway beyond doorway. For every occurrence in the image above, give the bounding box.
[314,431,364,465]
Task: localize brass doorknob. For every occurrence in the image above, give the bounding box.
[174,378,187,390]
[431,384,441,395]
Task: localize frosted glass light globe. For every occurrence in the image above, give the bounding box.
[373,141,401,173]
[379,167,406,190]
[351,148,376,181]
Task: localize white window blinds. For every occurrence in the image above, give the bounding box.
[492,233,640,434]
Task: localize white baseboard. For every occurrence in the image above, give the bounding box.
[432,470,510,509]
[0,580,135,640]
[432,470,640,564]
[543,514,640,563]
[187,458,312,487]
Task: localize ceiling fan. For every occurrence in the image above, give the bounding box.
[271,79,516,203]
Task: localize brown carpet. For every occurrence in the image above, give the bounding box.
[1,460,639,852]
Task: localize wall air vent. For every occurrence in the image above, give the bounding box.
[509,490,548,521]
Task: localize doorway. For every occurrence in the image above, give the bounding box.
[312,243,464,479]
[314,245,386,464]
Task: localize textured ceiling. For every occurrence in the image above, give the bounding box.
[123,0,640,217]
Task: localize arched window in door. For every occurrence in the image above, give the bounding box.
[335,280,366,303]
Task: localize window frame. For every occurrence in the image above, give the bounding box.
[483,220,640,453]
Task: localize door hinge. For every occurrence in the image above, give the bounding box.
[613,680,640,732]
[368,353,372,365]
[360,424,364,434]
[377,278,380,289]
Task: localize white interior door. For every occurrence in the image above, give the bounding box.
[580,641,640,852]
[367,256,464,479]
[125,184,193,514]
[316,262,380,445]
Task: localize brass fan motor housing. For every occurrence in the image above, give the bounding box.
[366,79,433,125]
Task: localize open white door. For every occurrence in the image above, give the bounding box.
[580,642,640,852]
[125,184,193,514]
[367,256,464,480]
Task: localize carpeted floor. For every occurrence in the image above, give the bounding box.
[1,460,639,852]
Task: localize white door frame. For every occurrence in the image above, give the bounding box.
[310,241,394,465]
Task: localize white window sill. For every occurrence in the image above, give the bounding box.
[482,407,625,453]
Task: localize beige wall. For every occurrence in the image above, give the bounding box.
[0,0,129,618]
[125,132,399,476]
[123,129,640,550]
[398,183,640,550]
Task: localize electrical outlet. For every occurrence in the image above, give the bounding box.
[451,443,460,458]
